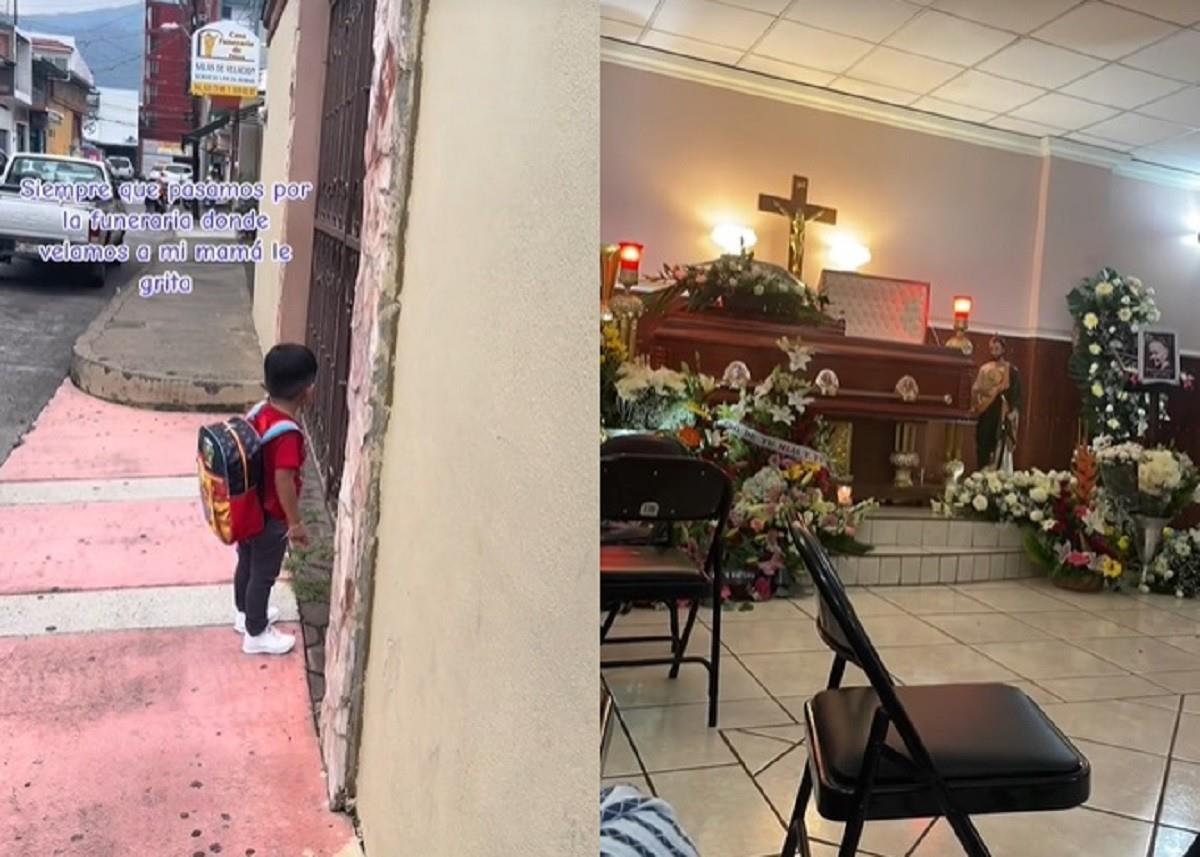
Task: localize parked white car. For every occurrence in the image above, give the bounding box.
[146,162,193,211]
[0,154,127,288]
[106,156,135,181]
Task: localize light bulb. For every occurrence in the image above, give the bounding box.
[711,223,757,255]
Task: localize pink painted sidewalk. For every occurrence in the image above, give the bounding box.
[0,381,354,856]
[0,381,229,482]
[0,627,356,857]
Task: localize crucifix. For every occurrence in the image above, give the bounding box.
[758,174,837,279]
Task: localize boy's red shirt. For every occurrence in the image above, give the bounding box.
[250,402,305,522]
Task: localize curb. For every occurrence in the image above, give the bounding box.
[70,284,263,412]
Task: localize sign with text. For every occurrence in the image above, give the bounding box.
[190,21,260,99]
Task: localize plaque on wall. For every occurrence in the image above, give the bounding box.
[819,270,931,345]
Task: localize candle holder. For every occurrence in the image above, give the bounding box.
[946,295,974,355]
[601,244,619,321]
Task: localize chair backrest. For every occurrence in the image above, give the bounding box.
[787,522,948,784]
[600,433,690,458]
[601,454,731,524]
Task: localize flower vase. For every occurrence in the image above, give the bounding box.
[1134,515,1170,586]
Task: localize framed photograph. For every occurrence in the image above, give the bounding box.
[1138,329,1181,386]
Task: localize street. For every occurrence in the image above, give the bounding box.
[0,239,153,465]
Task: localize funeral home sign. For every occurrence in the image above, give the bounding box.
[190,21,260,99]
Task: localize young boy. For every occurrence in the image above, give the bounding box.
[234,343,316,655]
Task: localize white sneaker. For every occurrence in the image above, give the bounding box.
[233,606,281,634]
[242,626,296,656]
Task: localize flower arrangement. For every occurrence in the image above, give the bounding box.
[938,447,1127,586]
[649,251,831,324]
[601,322,627,428]
[610,361,693,431]
[1093,440,1199,520]
[715,459,876,601]
[1148,527,1200,599]
[1067,267,1161,440]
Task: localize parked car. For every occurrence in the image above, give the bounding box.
[146,162,193,212]
[106,156,135,182]
[0,154,127,287]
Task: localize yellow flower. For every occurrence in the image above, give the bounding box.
[1100,556,1123,579]
[1117,535,1130,552]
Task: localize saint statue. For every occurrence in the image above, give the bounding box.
[972,335,1021,473]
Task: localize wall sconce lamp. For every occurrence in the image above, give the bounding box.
[711,223,757,256]
[827,233,871,271]
[945,295,974,356]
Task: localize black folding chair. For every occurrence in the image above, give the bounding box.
[600,435,689,547]
[781,523,1090,857]
[600,451,732,727]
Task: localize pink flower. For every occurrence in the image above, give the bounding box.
[753,577,773,601]
[1066,551,1091,568]
[750,518,766,533]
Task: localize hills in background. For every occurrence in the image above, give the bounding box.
[22,2,144,91]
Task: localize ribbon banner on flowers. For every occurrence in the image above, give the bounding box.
[717,420,827,465]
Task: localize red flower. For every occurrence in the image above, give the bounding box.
[1065,551,1091,568]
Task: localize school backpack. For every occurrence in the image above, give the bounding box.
[197,401,300,545]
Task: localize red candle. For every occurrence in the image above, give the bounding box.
[618,241,643,285]
[953,296,972,325]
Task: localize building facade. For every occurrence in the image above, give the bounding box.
[28,33,92,158]
[0,18,32,155]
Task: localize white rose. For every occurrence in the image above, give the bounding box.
[1030,487,1048,503]
[1030,509,1045,522]
[1095,281,1114,297]
[1089,343,1101,355]
[972,495,988,512]
[1118,308,1133,322]
[1083,312,1099,330]
[1092,382,1104,397]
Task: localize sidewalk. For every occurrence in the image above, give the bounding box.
[70,230,264,411]
[0,382,359,857]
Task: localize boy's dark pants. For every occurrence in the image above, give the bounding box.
[234,517,289,635]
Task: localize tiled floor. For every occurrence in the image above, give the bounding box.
[602,577,1200,857]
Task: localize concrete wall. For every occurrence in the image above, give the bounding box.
[353,0,598,854]
[252,0,327,349]
[601,63,1200,338]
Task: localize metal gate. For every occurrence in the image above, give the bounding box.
[305,0,377,501]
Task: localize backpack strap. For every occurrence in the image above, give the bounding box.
[260,420,301,444]
[246,399,270,420]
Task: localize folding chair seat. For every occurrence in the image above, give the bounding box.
[781,523,1090,857]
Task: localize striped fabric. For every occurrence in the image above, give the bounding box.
[600,784,700,857]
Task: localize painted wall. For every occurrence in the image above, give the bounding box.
[252,0,327,350]
[602,63,1200,338]
[354,1,598,856]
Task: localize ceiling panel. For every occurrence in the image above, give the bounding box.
[641,31,746,65]
[601,0,659,27]
[781,0,919,43]
[1124,29,1200,84]
[722,0,793,13]
[931,70,1045,113]
[833,76,921,106]
[602,18,645,40]
[1059,64,1187,109]
[737,54,838,86]
[1031,2,1176,60]
[928,0,1080,33]
[846,46,962,93]
[1084,112,1192,146]
[884,9,1015,66]
[652,0,775,50]
[1134,131,1200,170]
[754,20,876,73]
[989,116,1065,136]
[1139,87,1200,126]
[977,39,1106,89]
[1105,0,1200,26]
[911,95,997,123]
[1006,93,1121,130]
[1066,131,1136,152]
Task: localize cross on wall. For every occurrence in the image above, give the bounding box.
[758,174,837,279]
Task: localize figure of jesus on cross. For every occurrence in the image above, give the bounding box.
[758,175,837,280]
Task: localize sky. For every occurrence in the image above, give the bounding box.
[23,0,137,12]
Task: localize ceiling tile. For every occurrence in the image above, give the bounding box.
[1032,2,1176,60]
[722,0,792,12]
[977,38,1106,89]
[1084,112,1192,146]
[1124,29,1200,84]
[989,116,1063,137]
[846,46,962,93]
[911,95,997,123]
[1133,131,1200,172]
[602,19,644,40]
[1060,64,1186,108]
[929,0,1079,33]
[884,9,1015,66]
[930,70,1045,113]
[738,54,838,86]
[1139,87,1200,126]
[782,0,919,43]
[833,76,920,106]
[754,20,876,73]
[1007,93,1120,130]
[1105,0,1200,26]
[641,30,747,64]
[652,0,775,50]
[1066,131,1136,151]
[601,0,660,26]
